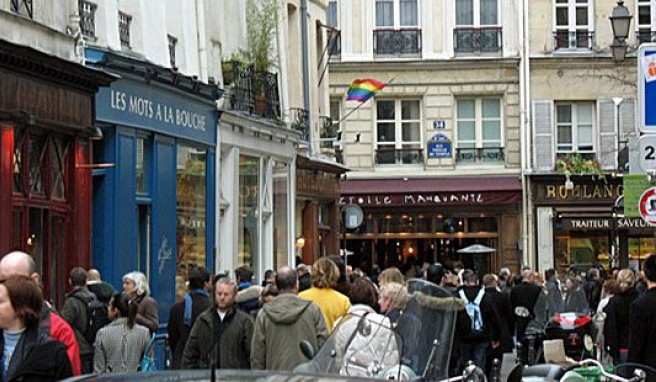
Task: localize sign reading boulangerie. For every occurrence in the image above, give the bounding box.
[339,191,520,207]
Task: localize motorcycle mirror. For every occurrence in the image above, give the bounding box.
[634,369,646,380]
[583,334,594,353]
[299,340,315,360]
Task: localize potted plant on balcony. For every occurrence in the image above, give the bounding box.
[555,153,606,189]
[221,52,248,87]
[245,0,278,116]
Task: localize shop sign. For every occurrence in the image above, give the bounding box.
[561,217,656,230]
[297,169,339,196]
[339,191,521,207]
[638,187,656,225]
[534,183,623,203]
[96,78,217,145]
[427,134,452,159]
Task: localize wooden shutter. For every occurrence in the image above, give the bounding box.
[597,99,616,170]
[532,100,553,171]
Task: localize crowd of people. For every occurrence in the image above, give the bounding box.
[0,248,655,380]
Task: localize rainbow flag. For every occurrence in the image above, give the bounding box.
[346,78,387,102]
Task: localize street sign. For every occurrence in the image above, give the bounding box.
[638,43,656,132]
[342,204,363,229]
[638,135,656,172]
[638,187,656,225]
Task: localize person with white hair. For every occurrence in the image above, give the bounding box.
[122,271,159,332]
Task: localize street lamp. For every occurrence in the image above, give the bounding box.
[609,0,633,62]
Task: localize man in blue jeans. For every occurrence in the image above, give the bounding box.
[457,270,502,371]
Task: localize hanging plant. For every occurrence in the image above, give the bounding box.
[555,153,606,185]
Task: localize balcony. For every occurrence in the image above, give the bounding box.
[375,147,424,165]
[373,28,421,56]
[636,30,656,45]
[453,27,502,54]
[553,31,594,50]
[11,0,33,19]
[223,61,281,121]
[318,116,338,149]
[291,108,310,141]
[455,147,505,164]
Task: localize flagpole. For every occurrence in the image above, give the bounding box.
[334,74,398,127]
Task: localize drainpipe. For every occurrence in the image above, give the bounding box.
[301,0,313,156]
[195,0,208,81]
[519,0,532,269]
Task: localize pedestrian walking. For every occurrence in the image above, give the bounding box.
[168,267,212,369]
[628,255,656,380]
[298,257,351,330]
[235,266,262,317]
[181,277,253,369]
[482,274,513,375]
[0,251,82,375]
[563,276,589,313]
[122,271,159,333]
[544,268,562,317]
[61,267,99,373]
[510,268,547,343]
[86,269,116,304]
[0,275,73,381]
[94,293,150,373]
[251,267,327,371]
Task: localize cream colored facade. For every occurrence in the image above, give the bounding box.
[329,0,524,273]
[527,0,641,272]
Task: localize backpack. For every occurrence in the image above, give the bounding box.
[72,294,111,344]
[459,288,485,335]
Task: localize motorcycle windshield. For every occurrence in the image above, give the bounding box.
[300,279,459,380]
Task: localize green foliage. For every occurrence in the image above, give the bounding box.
[246,0,278,73]
[555,153,606,182]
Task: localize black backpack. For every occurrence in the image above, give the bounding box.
[72,294,111,344]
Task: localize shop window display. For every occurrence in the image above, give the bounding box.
[554,235,609,276]
[238,156,260,270]
[175,146,207,300]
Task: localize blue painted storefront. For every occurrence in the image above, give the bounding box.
[87,49,219,331]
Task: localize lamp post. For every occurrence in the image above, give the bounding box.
[609,0,633,62]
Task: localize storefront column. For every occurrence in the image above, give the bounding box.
[302,200,319,264]
[0,124,12,256]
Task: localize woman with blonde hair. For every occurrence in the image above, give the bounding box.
[299,257,351,330]
[122,271,159,333]
[603,269,639,365]
[378,267,404,287]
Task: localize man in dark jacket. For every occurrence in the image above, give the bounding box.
[482,273,513,375]
[61,267,98,374]
[235,266,262,316]
[168,267,212,369]
[510,268,547,343]
[545,268,562,318]
[457,270,502,370]
[628,255,656,380]
[182,277,254,369]
[86,268,115,304]
[251,266,328,371]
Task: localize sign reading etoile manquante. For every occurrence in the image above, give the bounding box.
[339,191,520,207]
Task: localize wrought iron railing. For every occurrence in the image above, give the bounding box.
[11,0,32,18]
[636,30,656,44]
[375,147,424,165]
[373,28,422,55]
[79,0,96,38]
[119,12,131,48]
[454,27,502,54]
[224,61,281,121]
[456,147,505,163]
[291,108,310,141]
[553,30,594,50]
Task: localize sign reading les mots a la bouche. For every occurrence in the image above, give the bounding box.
[96,78,217,146]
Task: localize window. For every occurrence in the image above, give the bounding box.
[136,137,150,193]
[79,1,97,38]
[273,161,289,270]
[554,0,594,49]
[456,98,504,163]
[168,35,178,68]
[637,0,656,44]
[327,1,341,56]
[11,0,33,19]
[375,100,422,165]
[555,102,595,155]
[374,0,421,55]
[454,0,501,53]
[118,11,132,48]
[238,155,260,271]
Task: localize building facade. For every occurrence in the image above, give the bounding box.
[526,0,644,273]
[328,0,523,275]
[0,2,113,308]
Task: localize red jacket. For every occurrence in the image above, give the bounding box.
[40,307,82,376]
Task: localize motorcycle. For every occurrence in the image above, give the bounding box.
[508,358,650,382]
[295,278,488,381]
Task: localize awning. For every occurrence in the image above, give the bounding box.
[340,176,522,207]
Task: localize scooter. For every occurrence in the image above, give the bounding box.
[508,358,649,382]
